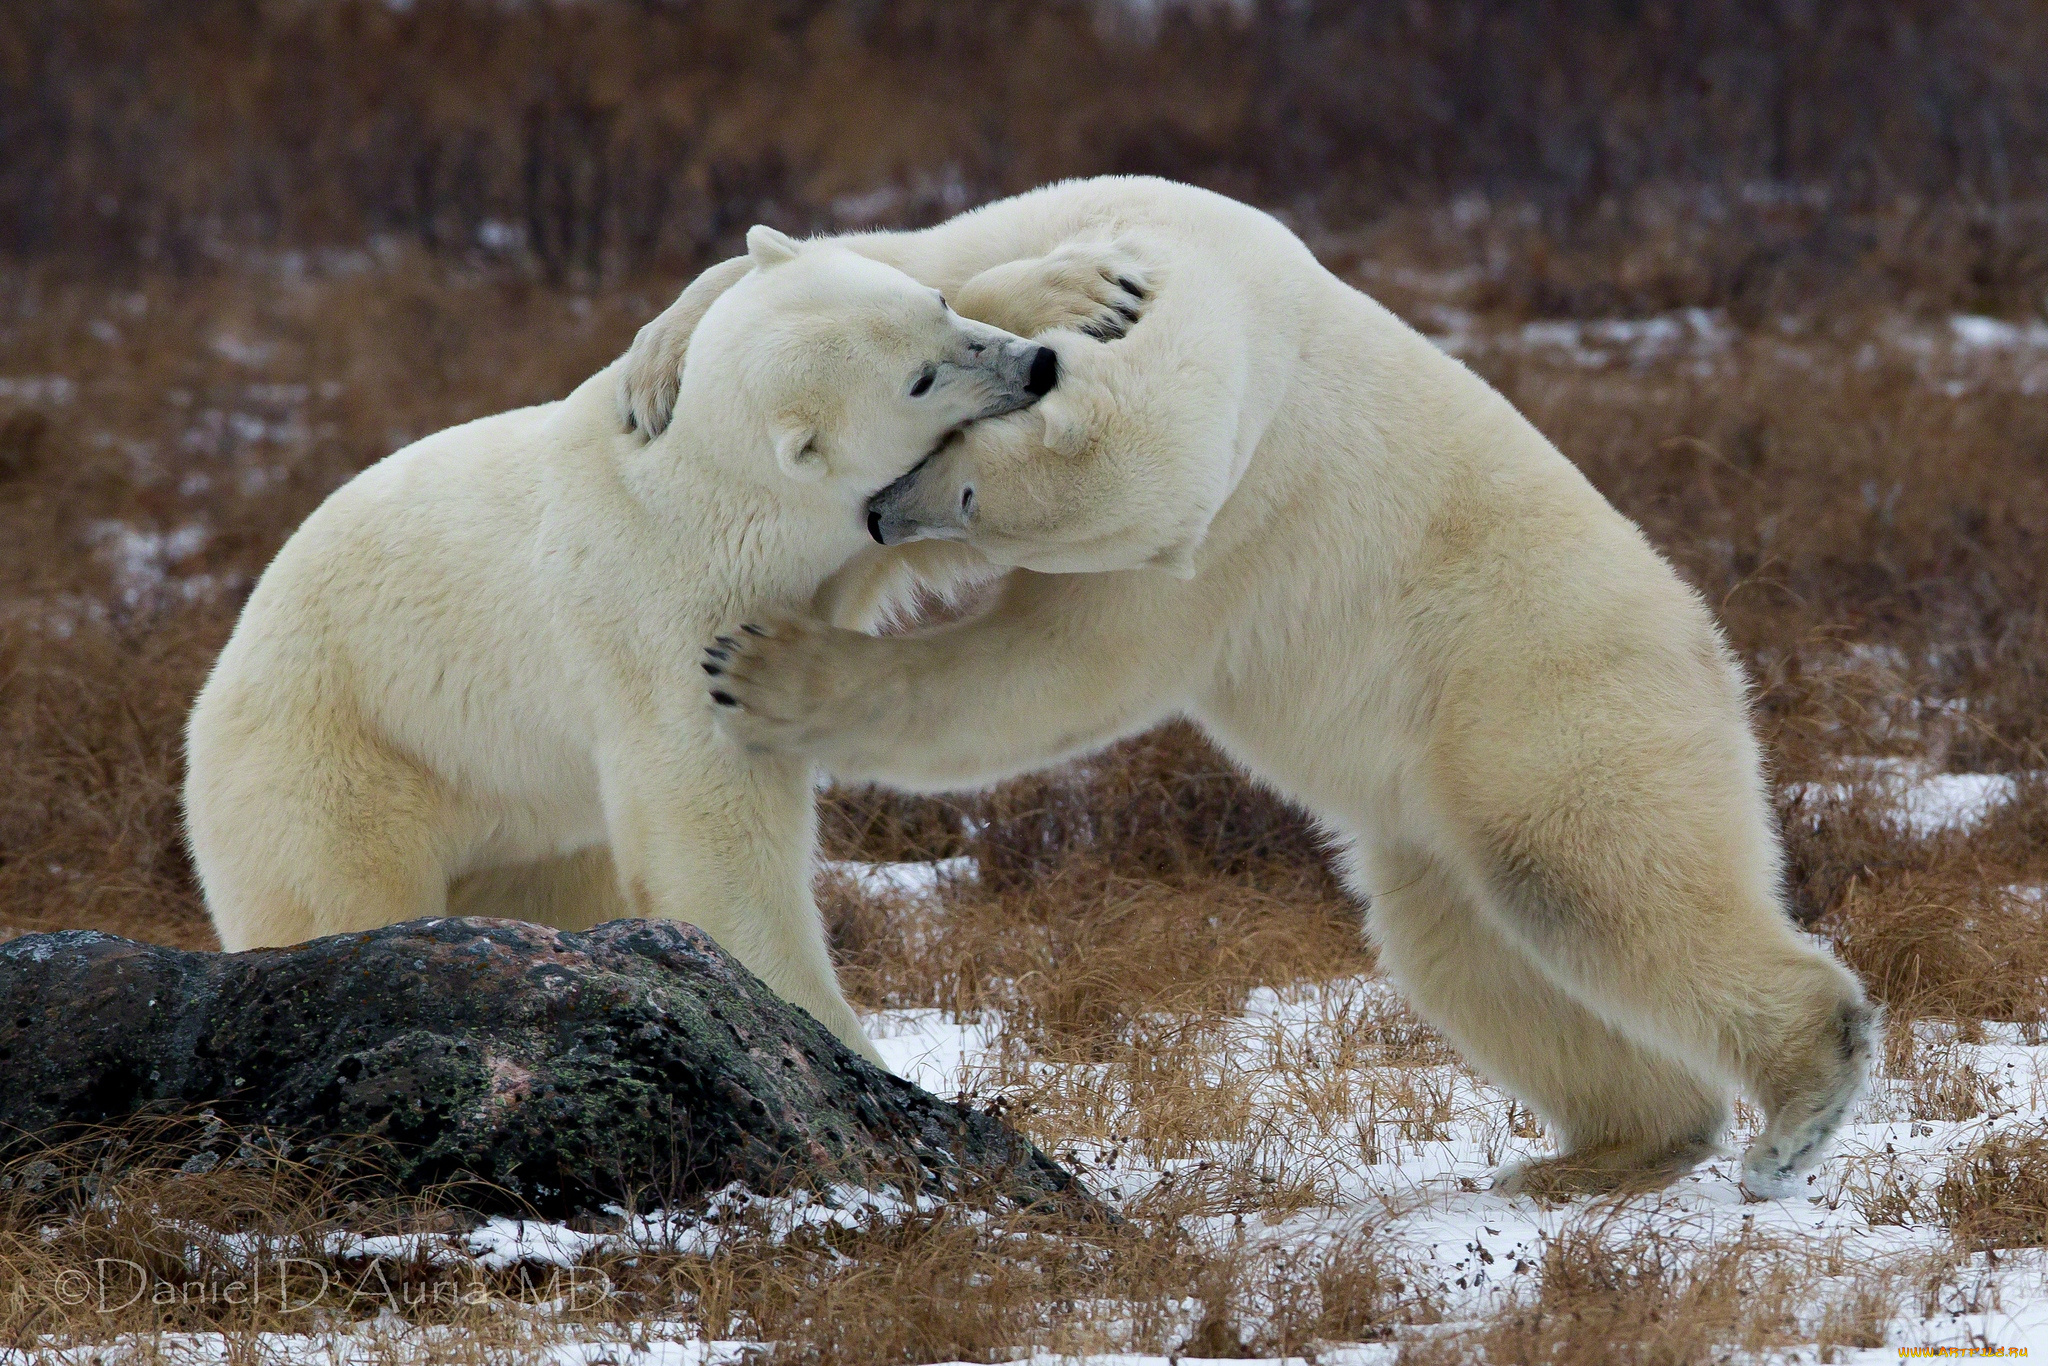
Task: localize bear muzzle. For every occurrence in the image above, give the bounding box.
[866,453,970,546]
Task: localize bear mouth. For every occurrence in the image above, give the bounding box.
[865,428,967,543]
[925,425,966,461]
[872,427,960,501]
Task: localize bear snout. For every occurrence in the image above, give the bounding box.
[1026,345,1059,396]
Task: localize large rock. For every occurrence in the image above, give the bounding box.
[0,917,1088,1218]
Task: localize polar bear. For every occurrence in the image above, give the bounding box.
[181,224,1124,1066]
[617,176,1877,1197]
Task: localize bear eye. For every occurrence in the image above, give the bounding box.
[909,368,936,398]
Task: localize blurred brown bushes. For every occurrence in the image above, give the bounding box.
[6,0,2048,311]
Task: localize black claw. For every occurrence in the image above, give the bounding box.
[741,623,766,636]
[1081,322,1120,342]
[625,412,637,432]
[715,635,737,649]
[1115,303,1140,324]
[705,648,729,662]
[1117,276,1146,298]
[710,690,737,707]
[702,663,723,676]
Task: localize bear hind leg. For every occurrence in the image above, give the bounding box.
[447,847,632,930]
[1738,987,1879,1197]
[1359,845,1730,1197]
[192,728,457,951]
[1458,824,1876,1199]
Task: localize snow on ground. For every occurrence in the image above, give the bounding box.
[1789,759,2038,836]
[1412,306,2048,397]
[1420,306,1732,371]
[86,519,217,609]
[874,986,2048,1359]
[843,829,2048,1358]
[73,984,2048,1363]
[25,820,2048,1362]
[1950,315,2048,350]
[820,854,976,901]
[0,374,76,404]
[32,1326,755,1365]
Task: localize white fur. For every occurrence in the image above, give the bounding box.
[184,236,1078,1067]
[621,176,1878,1196]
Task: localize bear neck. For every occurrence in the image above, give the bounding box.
[614,410,867,603]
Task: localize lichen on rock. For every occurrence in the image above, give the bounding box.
[0,917,1092,1219]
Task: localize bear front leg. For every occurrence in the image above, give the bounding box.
[700,572,1197,792]
[598,741,887,1067]
[950,237,1155,341]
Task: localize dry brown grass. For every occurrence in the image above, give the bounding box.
[6,224,2048,1359]
[0,1118,1455,1363]
[5,4,2048,1355]
[0,1121,517,1353]
[1405,1219,1897,1366]
[1935,1128,2048,1253]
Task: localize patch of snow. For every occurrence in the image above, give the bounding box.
[29,1326,755,1365]
[1426,309,1729,369]
[0,375,75,404]
[1789,769,2028,835]
[1951,315,2048,349]
[820,855,976,900]
[178,406,311,455]
[210,333,276,367]
[456,1217,616,1272]
[86,520,219,609]
[866,1008,1004,1096]
[330,1182,949,1279]
[831,186,906,224]
[645,1183,945,1259]
[476,219,521,251]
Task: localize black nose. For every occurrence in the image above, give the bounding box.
[1026,345,1059,396]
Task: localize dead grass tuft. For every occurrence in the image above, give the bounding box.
[1822,875,2048,1026]
[1935,1128,2048,1252]
[1407,1218,1896,1365]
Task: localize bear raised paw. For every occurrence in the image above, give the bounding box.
[950,236,1153,343]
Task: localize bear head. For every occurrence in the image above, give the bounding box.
[679,227,1058,518]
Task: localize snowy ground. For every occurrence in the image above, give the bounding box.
[15,775,2044,1363]
[869,986,2048,1360]
[38,984,2048,1363]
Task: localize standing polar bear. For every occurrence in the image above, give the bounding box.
[182,224,1130,1066]
[619,176,1877,1198]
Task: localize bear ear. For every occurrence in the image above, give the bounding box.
[772,420,826,483]
[746,225,802,269]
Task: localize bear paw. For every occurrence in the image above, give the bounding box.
[1491,1135,1719,1201]
[954,237,1155,342]
[701,616,875,756]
